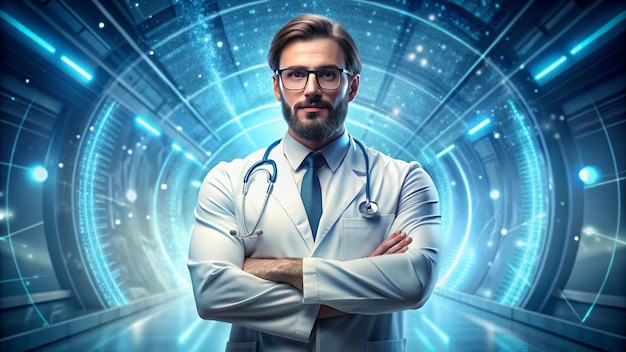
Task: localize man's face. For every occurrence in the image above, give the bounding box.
[273,38,359,144]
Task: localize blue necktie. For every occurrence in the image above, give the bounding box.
[301,153,324,239]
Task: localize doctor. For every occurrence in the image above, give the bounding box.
[188,14,441,351]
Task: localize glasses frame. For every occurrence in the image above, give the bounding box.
[275,68,353,91]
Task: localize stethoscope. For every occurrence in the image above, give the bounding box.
[229,137,379,239]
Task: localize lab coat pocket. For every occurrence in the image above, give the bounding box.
[225,341,257,351]
[341,214,394,260]
[365,338,406,352]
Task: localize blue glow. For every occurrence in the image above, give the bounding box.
[468,118,491,135]
[179,318,203,343]
[135,117,161,136]
[436,145,455,158]
[570,11,626,55]
[172,143,182,151]
[579,166,600,185]
[77,100,127,307]
[490,189,500,199]
[32,166,48,182]
[534,56,567,80]
[191,181,201,187]
[185,153,195,161]
[0,10,56,54]
[421,316,450,344]
[497,100,547,306]
[60,55,93,80]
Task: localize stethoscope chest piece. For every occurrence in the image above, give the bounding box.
[359,200,379,219]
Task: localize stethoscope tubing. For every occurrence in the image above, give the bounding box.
[231,136,378,238]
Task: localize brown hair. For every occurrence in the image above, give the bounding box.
[268,14,362,74]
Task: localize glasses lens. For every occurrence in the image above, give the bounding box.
[317,69,340,89]
[280,69,342,90]
[280,69,306,90]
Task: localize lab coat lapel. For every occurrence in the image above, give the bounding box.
[316,142,366,244]
[269,150,316,251]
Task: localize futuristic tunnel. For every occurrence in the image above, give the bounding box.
[1,0,624,351]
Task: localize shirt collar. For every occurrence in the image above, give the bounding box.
[283,130,350,173]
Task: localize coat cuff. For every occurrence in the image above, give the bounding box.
[302,257,319,304]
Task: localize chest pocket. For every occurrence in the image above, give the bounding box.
[340,214,394,260]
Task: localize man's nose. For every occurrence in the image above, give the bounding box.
[304,72,322,96]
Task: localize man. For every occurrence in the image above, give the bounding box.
[188,14,441,351]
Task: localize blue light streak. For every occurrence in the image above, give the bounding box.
[61,55,93,80]
[421,316,450,344]
[135,117,161,136]
[170,143,197,163]
[436,145,455,158]
[570,11,626,55]
[413,327,436,351]
[191,181,202,188]
[468,118,491,135]
[534,56,567,80]
[179,318,203,343]
[0,10,56,54]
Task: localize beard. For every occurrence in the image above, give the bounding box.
[280,94,349,142]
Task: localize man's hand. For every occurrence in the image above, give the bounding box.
[368,230,412,257]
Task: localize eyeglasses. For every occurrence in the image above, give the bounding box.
[275,68,353,90]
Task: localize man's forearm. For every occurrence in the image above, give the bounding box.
[242,230,411,290]
[243,258,303,290]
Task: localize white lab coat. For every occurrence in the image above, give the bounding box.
[188,136,441,351]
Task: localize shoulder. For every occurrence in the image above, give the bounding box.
[361,144,422,173]
[202,148,267,185]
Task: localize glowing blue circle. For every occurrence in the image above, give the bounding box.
[490,190,500,199]
[32,166,48,182]
[579,166,599,185]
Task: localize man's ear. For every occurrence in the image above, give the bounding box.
[348,74,360,102]
[273,75,281,101]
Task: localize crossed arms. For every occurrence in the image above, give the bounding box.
[242,230,413,319]
[188,159,441,341]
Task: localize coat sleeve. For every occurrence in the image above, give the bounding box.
[187,161,318,342]
[302,163,441,314]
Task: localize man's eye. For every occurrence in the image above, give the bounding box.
[319,70,337,79]
[290,71,306,78]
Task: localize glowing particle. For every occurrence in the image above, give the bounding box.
[161,184,168,190]
[579,166,599,185]
[490,190,500,199]
[99,22,105,28]
[420,58,428,67]
[32,166,48,182]
[126,190,137,202]
[58,163,64,168]
[500,228,508,235]
[217,41,223,48]
[583,227,593,235]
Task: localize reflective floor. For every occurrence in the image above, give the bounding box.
[32,293,597,351]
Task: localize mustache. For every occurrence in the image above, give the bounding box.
[294,100,333,110]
